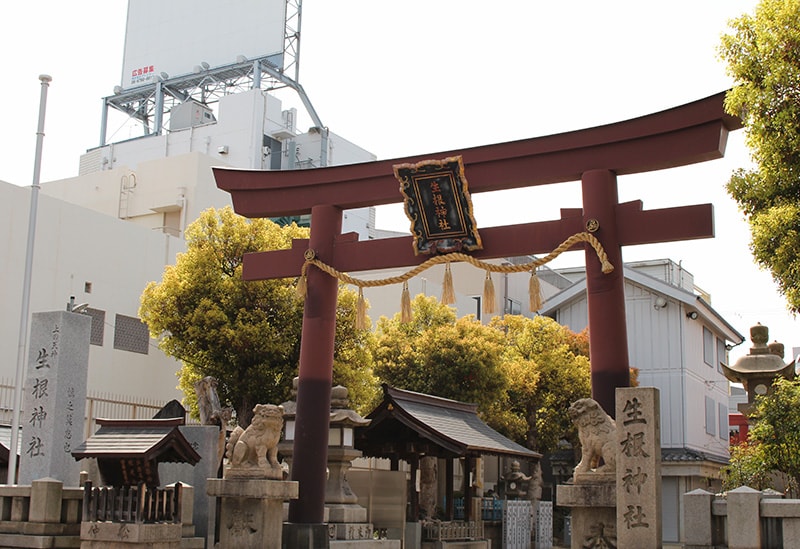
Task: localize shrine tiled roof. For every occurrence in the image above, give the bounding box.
[71,418,201,465]
[661,447,728,465]
[356,385,540,461]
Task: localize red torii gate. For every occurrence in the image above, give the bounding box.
[214,92,741,531]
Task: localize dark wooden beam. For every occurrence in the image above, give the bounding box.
[215,92,739,218]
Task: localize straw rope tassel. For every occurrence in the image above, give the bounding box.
[356,287,367,330]
[292,233,614,325]
[296,263,309,298]
[401,281,412,323]
[482,271,495,314]
[442,262,455,305]
[529,270,543,312]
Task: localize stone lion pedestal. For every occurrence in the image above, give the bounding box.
[557,474,616,549]
[207,404,298,549]
[557,388,662,549]
[556,398,618,549]
[207,478,298,549]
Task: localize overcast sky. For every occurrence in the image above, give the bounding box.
[1,0,796,361]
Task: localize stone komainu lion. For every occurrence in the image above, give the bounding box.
[225,404,284,477]
[569,398,616,474]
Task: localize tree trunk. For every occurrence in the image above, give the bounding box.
[419,456,438,520]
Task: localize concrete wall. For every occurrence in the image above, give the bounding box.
[0,179,184,406]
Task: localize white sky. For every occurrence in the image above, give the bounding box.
[1,0,797,362]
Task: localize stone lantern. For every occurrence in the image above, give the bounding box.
[721,323,795,414]
[279,381,378,543]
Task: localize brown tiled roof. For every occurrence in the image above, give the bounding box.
[71,418,201,464]
[357,385,540,461]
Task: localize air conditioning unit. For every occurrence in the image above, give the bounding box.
[170,101,216,131]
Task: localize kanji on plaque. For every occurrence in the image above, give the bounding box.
[615,387,662,547]
[394,156,482,255]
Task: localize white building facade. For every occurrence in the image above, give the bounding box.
[540,259,744,544]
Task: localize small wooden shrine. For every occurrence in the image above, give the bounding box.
[71,417,201,487]
[356,384,540,522]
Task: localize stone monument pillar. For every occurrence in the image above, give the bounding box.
[556,388,663,549]
[207,404,298,549]
[19,310,90,486]
[615,387,661,548]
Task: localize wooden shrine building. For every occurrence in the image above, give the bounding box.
[71,418,201,487]
[356,385,540,522]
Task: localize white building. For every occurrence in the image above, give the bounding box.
[539,259,744,544]
[42,88,376,241]
[0,179,186,420]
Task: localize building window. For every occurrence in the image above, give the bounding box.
[113,314,150,355]
[703,327,714,367]
[505,298,521,316]
[472,296,482,321]
[85,308,105,346]
[719,403,729,441]
[716,337,727,372]
[705,396,716,436]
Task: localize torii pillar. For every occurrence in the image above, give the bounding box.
[215,92,741,534]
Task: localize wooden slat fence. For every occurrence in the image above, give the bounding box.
[82,481,182,524]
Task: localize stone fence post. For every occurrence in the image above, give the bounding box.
[683,488,714,548]
[727,486,761,549]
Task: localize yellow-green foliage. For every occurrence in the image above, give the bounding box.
[373,295,507,413]
[372,295,591,454]
[720,0,800,312]
[723,379,800,497]
[140,206,377,425]
[490,315,591,454]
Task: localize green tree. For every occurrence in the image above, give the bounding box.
[721,442,773,493]
[140,206,377,425]
[723,379,800,497]
[372,294,508,413]
[719,0,800,312]
[489,315,592,455]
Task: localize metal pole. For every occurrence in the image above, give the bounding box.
[7,74,51,484]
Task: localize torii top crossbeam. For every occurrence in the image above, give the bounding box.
[214,92,741,528]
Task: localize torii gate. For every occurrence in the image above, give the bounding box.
[214,92,741,530]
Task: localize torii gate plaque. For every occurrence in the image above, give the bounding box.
[214,92,741,533]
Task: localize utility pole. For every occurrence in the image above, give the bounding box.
[8,74,51,484]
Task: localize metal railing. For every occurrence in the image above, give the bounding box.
[0,378,194,440]
[454,496,504,521]
[422,520,484,541]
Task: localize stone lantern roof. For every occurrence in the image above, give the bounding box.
[721,323,795,413]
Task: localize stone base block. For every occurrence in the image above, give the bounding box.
[0,532,80,548]
[568,507,616,549]
[208,478,298,549]
[329,522,374,540]
[556,481,616,508]
[327,504,368,523]
[81,521,182,547]
[0,520,81,537]
[180,537,206,549]
[283,523,330,549]
[331,540,401,549]
[206,478,298,499]
[420,541,489,549]
[557,480,616,549]
[573,472,615,485]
